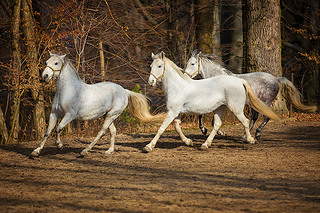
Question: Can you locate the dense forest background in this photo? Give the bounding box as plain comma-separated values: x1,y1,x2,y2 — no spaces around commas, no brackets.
0,0,319,143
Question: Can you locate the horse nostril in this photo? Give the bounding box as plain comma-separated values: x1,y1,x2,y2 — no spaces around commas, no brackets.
43,74,48,80
148,79,154,86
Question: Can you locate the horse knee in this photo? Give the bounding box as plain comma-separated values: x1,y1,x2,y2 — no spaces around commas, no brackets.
255,129,262,140
55,128,62,134
174,119,181,125
213,119,222,131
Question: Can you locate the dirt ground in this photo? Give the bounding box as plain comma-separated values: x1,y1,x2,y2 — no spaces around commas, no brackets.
0,120,319,212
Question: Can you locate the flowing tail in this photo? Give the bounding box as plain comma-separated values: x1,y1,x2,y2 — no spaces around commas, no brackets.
277,77,317,112
126,90,166,125
240,79,281,122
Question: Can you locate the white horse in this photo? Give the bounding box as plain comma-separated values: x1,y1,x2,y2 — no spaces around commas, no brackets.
31,52,165,157
144,52,280,152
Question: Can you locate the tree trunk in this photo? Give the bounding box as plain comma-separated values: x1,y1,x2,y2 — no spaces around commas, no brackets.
196,0,221,55
303,0,319,105
212,0,220,54
10,0,22,142
243,0,287,113
0,106,8,144
166,0,177,58
197,0,213,54
22,0,46,139
229,1,243,73
243,0,281,76
99,40,105,77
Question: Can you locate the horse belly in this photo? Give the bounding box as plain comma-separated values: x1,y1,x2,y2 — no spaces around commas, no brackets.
181,94,225,115
77,84,127,120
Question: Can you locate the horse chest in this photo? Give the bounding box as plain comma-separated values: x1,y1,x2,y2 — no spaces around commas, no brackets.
52,86,81,114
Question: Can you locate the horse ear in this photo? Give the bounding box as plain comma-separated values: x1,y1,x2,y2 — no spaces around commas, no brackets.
151,53,156,60
160,51,165,59
197,51,202,57
192,49,198,56
48,50,54,56
59,54,67,61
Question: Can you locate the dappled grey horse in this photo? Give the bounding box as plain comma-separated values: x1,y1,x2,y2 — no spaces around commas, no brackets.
185,50,317,139
31,52,165,157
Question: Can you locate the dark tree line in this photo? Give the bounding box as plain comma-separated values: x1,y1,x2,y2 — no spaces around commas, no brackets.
0,0,318,143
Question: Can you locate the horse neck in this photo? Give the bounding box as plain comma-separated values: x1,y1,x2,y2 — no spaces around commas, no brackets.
56,62,84,89
162,62,188,95
201,59,229,78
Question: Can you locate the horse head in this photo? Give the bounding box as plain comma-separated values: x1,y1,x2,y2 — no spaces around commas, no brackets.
185,50,201,78
42,51,67,82
149,51,166,87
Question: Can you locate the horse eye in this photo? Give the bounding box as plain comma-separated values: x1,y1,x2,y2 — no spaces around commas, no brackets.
191,63,195,66
158,65,161,68
54,62,58,65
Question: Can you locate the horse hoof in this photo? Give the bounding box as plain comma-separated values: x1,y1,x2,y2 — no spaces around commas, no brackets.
80,149,88,157
201,127,208,135
199,144,208,151
31,150,39,157
185,139,193,147
57,144,63,150
240,135,247,142
217,130,226,136
255,133,261,140
143,146,152,153
248,141,256,145
104,152,113,157
104,150,114,156
247,138,256,144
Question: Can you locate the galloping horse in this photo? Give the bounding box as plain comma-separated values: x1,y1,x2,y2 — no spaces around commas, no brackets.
31,52,165,157
144,52,280,152
185,50,317,139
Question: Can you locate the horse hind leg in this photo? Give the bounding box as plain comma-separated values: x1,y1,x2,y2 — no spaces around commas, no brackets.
200,107,224,150
80,114,118,157
255,116,270,140
235,112,255,144
241,109,259,142
105,123,116,156
249,109,259,130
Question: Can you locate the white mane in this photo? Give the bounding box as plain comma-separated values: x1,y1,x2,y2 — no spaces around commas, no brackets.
163,57,190,81
199,53,233,76
63,58,82,81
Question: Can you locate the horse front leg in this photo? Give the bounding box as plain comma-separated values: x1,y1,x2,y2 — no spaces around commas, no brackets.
199,115,207,135
54,113,75,150
143,112,177,153
31,113,58,157
208,114,225,136
174,118,193,146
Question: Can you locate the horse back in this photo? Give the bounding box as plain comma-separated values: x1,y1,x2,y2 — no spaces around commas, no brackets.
236,72,279,105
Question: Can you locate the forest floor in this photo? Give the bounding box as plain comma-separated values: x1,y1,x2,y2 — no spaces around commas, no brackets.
0,117,319,212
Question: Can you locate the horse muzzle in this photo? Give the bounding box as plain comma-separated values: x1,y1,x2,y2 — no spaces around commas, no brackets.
148,76,157,87
42,71,52,82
